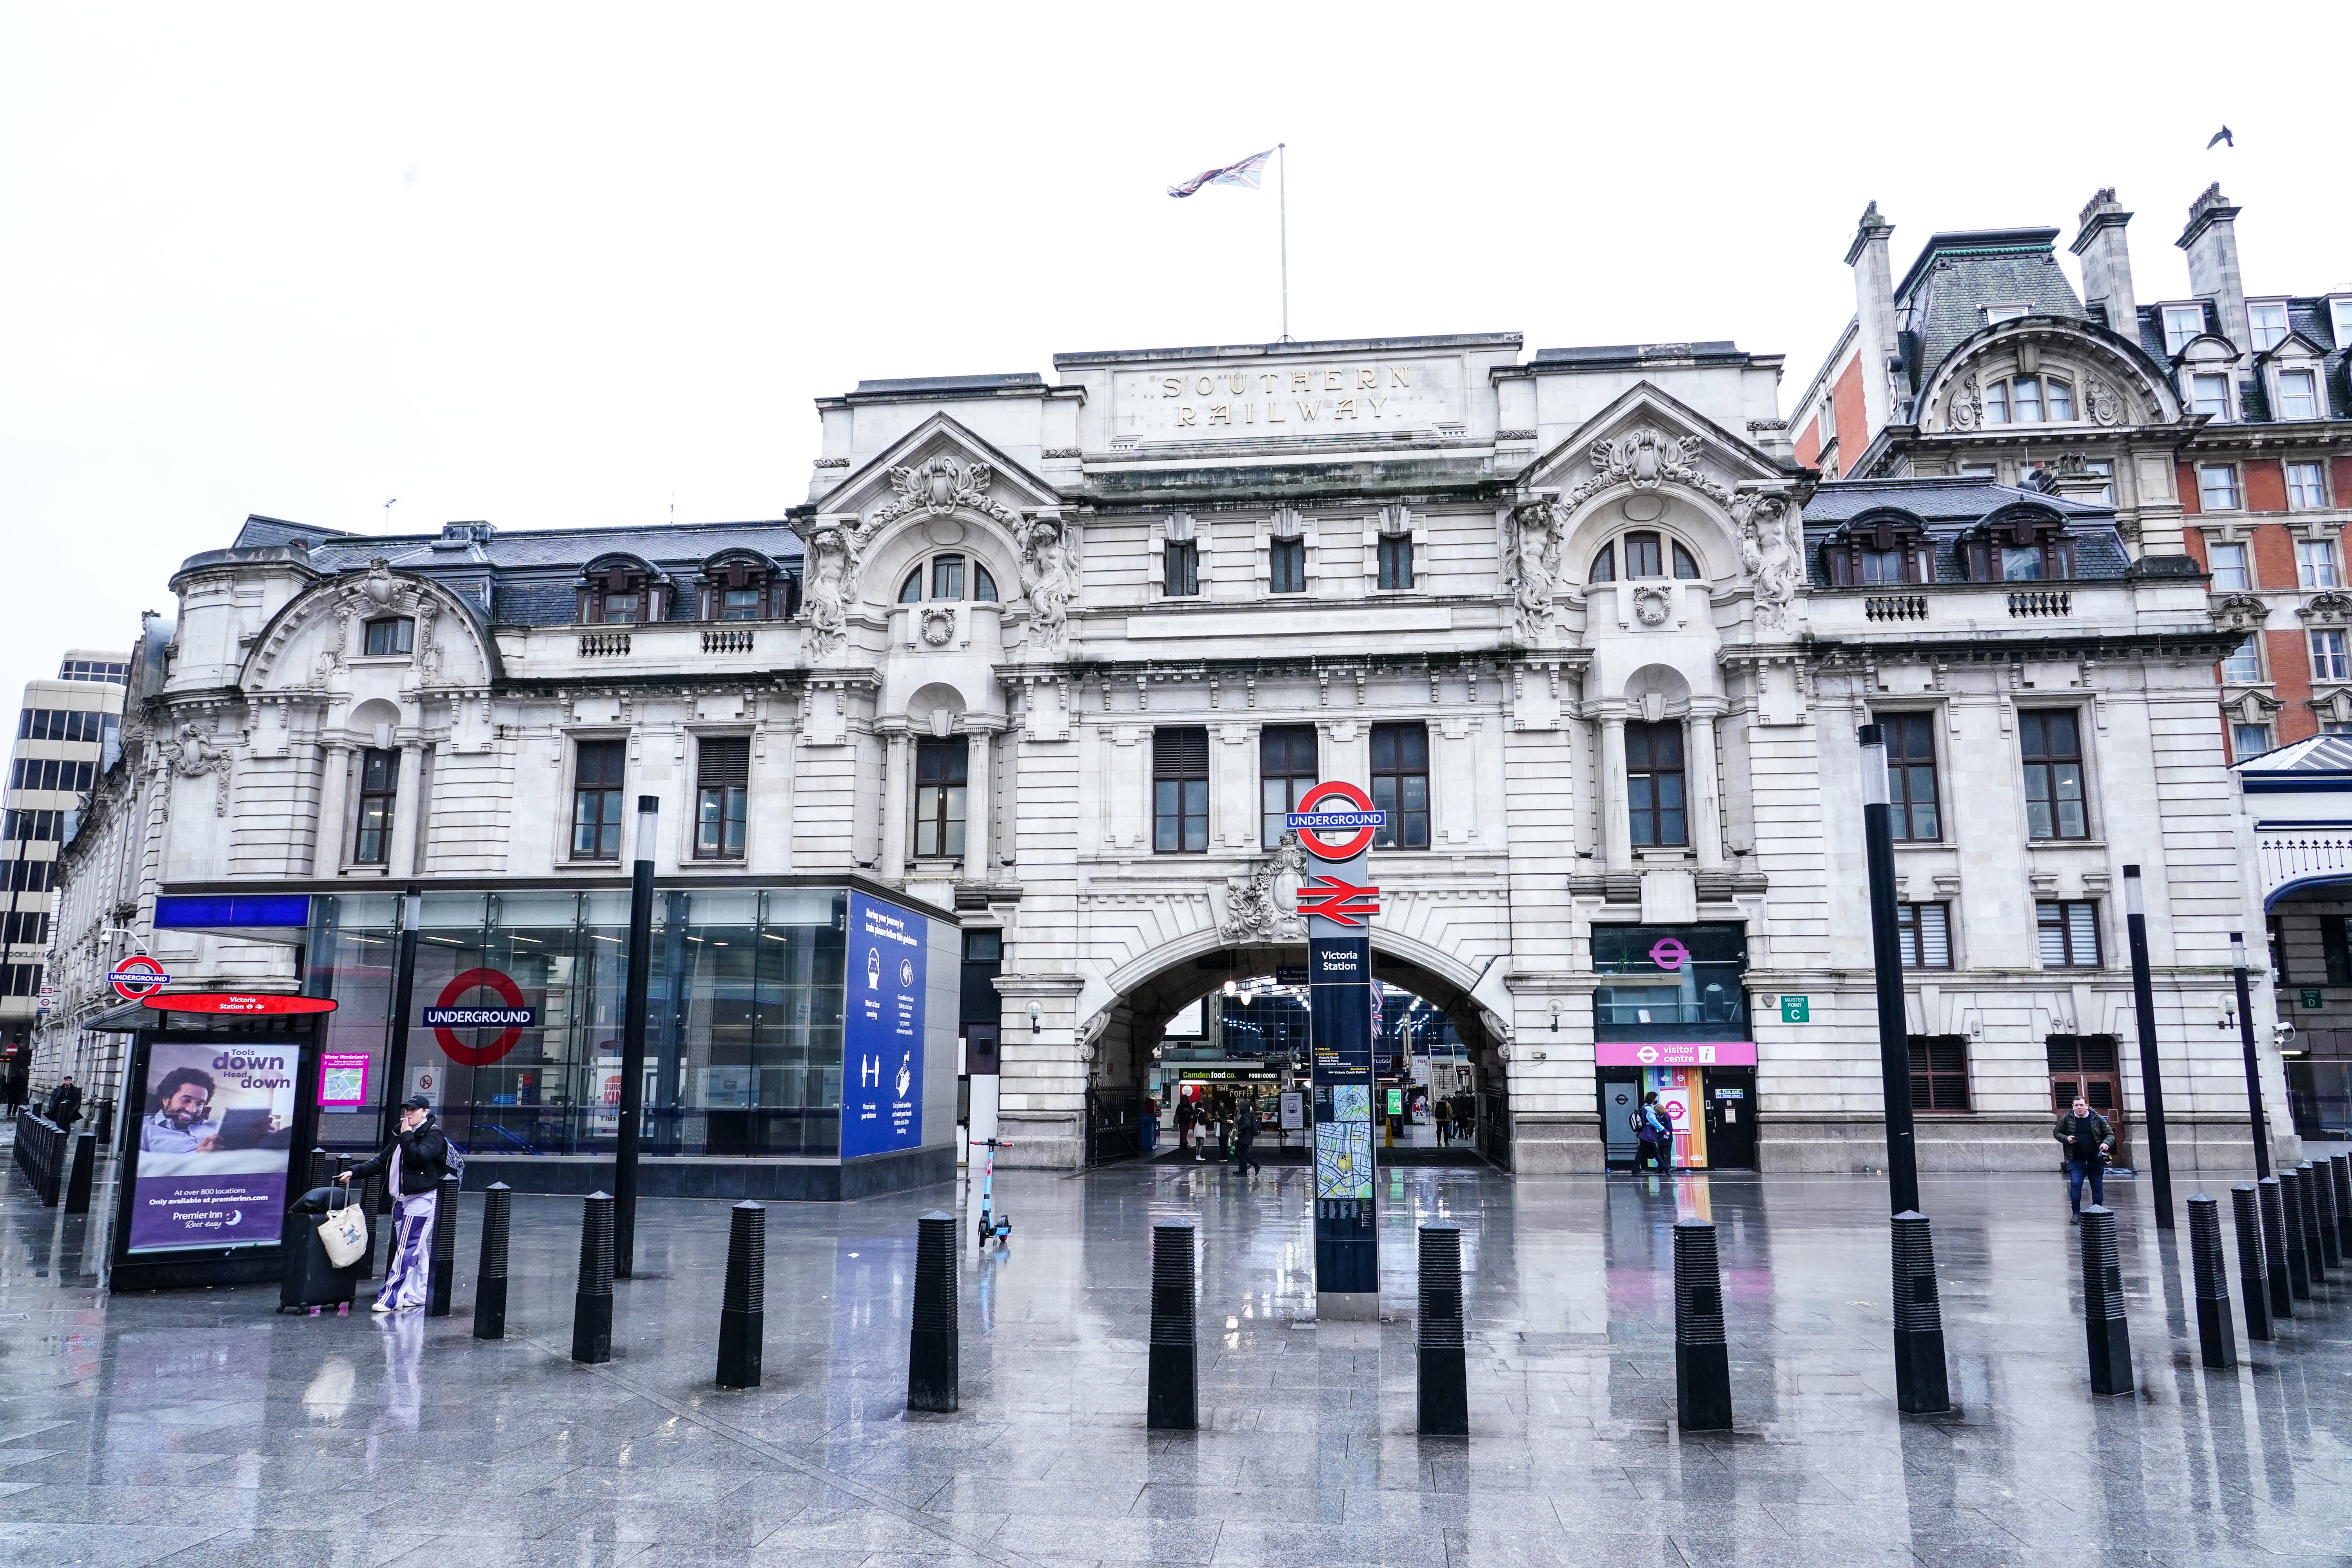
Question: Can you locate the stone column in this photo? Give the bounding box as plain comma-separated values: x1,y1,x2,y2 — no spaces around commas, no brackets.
1686,706,1724,869
962,724,993,878
390,744,425,877
878,726,911,882
1599,714,1632,871
313,742,352,876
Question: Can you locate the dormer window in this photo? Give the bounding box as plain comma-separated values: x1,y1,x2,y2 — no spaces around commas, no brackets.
1822,513,1934,586
2249,302,2290,352
602,593,641,624
2163,305,2206,356
897,554,998,603
1589,531,1700,583
2190,373,2232,419
1983,304,2029,325
699,556,782,620
579,561,667,625
2278,368,2320,420
1960,507,2074,582
362,617,414,656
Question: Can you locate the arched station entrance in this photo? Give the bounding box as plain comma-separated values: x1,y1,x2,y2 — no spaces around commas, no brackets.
1074,942,1507,1167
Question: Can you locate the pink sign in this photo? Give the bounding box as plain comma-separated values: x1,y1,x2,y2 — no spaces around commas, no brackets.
1648,937,1690,971
1595,1041,1758,1068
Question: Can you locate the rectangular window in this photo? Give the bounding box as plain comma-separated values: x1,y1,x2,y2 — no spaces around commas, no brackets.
1369,722,1429,849
1907,1035,1971,1111
695,736,750,860
1984,381,2010,424
0,911,47,947
1259,724,1318,849
930,556,965,601
2,811,61,841
0,964,43,998
352,748,398,865
2046,379,2074,421
912,737,968,859
1878,713,1941,841
363,617,414,656
2288,463,2327,509
1377,534,1414,591
2299,539,2338,589
16,710,106,743
2232,724,2274,759
2192,374,2232,419
1625,720,1687,848
2221,637,2264,684
2012,376,2043,422
2019,711,2089,840
2037,900,2102,968
2164,305,2206,355
2312,630,2351,681
571,740,627,860
2249,302,2290,352
2325,915,2352,985
1163,539,1200,597
2208,541,2251,589
600,592,641,624
1154,727,1210,854
2334,299,2352,348
1269,537,1307,594
56,660,125,682
720,588,764,620
2198,465,2240,511
1896,904,1952,969
2278,369,2320,420
1982,304,2028,325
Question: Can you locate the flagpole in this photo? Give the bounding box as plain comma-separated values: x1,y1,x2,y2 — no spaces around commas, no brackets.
1278,142,1290,343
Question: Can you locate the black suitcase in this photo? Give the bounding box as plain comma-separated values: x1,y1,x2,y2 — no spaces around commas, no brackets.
278,1187,367,1313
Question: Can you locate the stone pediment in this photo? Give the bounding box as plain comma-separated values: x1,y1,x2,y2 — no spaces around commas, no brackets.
1517,382,1789,511
811,413,1062,534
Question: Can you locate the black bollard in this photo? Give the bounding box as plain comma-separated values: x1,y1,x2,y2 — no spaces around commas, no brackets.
2231,1185,2273,1344
906,1210,958,1413
427,1174,460,1318
1147,1220,1198,1430
2187,1194,2236,1370
2278,1170,2312,1300
2078,1205,2132,1396
2334,1155,2352,1259
572,1191,615,1364
2298,1161,2334,1279
1416,1221,1468,1436
1889,1211,1951,1414
716,1201,766,1390
2312,1157,2343,1272
1673,1218,1732,1431
308,1147,329,1191
473,1183,511,1340
2258,1176,2294,1317
63,1132,94,1216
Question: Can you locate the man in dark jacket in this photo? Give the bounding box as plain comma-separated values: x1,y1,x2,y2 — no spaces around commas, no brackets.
339,1094,448,1311
2054,1096,2113,1219
1232,1098,1261,1177
4,1062,27,1118
45,1076,82,1131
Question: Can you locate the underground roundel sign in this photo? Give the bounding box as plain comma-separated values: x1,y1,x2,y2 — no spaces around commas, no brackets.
423,968,539,1067
109,955,170,1001
1286,780,1386,862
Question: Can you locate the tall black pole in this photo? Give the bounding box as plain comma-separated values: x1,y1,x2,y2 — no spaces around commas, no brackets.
2123,866,2175,1230
2231,932,2272,1180
1857,724,1919,1216
614,795,657,1280
379,887,422,1151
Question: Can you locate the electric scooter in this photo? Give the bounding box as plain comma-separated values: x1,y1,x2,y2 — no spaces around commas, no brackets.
973,1137,1013,1250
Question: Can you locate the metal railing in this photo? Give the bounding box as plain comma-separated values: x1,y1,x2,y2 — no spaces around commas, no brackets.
2259,833,2352,897
2007,590,2072,618
577,632,631,657
1865,595,1929,622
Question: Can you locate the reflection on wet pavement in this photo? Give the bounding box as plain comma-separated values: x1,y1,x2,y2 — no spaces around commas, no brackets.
2,1147,2349,1567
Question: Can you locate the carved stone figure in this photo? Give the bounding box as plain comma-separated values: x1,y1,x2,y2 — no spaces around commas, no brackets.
1506,499,1565,643
1564,426,1732,509
1734,491,1804,635
1016,515,1080,657
361,559,397,608
1224,835,1307,940
162,721,233,817
1947,374,1982,432
872,455,1018,528
2209,592,2271,633
800,522,867,661
2085,377,2123,426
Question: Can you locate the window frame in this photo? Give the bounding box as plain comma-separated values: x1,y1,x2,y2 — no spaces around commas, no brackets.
2310,629,2351,682
1622,532,1664,579
2297,538,2338,590
2232,723,2274,760
2036,900,2103,969
1268,536,1307,594
2190,372,2232,420
2287,463,2327,510
2277,368,2320,421
2248,301,2290,352
1154,726,1211,854
1876,712,1942,842
1258,724,1319,849
2163,305,2206,356
1906,1034,1972,1111
1163,538,1200,597
570,739,629,862
1376,533,1415,591
1895,903,1953,969
693,735,750,861
1369,722,1430,850
2197,464,2241,512
361,617,415,657
2018,710,2090,841
912,736,969,861
352,747,398,866
2220,636,2265,685
2207,540,2252,590
1624,720,1688,848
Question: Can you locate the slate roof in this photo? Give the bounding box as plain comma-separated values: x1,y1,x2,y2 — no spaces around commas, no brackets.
2238,734,2352,774
1891,229,2086,394
1802,477,2129,586
2131,297,2352,421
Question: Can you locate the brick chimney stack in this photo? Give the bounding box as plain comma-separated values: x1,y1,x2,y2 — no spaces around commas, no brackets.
2069,189,2136,335
2176,183,2249,354
1844,201,1899,436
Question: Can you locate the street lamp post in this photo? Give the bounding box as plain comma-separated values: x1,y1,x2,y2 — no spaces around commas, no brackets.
2122,866,2175,1231
379,887,423,1151
1857,724,1950,1413
2230,931,2272,1179
614,795,658,1279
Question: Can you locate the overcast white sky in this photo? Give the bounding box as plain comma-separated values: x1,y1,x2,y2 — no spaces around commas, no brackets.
3,2,2345,711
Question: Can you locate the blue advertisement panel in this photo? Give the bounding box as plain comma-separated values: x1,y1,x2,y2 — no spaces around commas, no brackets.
842,892,926,1158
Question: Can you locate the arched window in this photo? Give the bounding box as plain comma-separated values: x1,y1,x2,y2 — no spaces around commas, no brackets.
898,554,999,603
1982,374,2076,425
1590,533,1702,583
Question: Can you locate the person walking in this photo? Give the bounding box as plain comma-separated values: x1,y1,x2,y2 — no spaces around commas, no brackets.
1434,1096,1453,1146
1232,1097,1261,1177
45,1075,82,1131
339,1094,450,1312
1214,1092,1231,1161
3,1061,27,1118
2053,1095,2114,1220
1176,1093,1198,1160
1634,1091,1671,1173
1140,1095,1160,1155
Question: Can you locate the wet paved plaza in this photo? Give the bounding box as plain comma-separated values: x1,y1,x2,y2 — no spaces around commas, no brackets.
4,1149,2351,1568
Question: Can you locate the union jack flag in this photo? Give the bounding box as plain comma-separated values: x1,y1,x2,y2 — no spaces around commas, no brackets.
1167,148,1274,199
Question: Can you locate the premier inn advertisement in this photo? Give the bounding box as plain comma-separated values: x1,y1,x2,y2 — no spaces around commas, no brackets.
128,1040,298,1252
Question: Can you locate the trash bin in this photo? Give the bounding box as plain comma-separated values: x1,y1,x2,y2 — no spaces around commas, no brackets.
279,1185,366,1314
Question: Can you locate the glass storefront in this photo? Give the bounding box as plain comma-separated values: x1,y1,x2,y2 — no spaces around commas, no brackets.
1592,923,1748,1039
304,887,846,1158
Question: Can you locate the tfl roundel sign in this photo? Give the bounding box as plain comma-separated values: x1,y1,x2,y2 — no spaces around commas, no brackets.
109,956,170,1001
1285,780,1386,862
423,969,540,1067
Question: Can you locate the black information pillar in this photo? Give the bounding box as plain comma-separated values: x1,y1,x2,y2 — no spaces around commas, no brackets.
1309,847,1377,1318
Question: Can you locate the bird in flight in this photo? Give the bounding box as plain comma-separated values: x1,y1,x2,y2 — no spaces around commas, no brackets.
2207,126,2234,149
